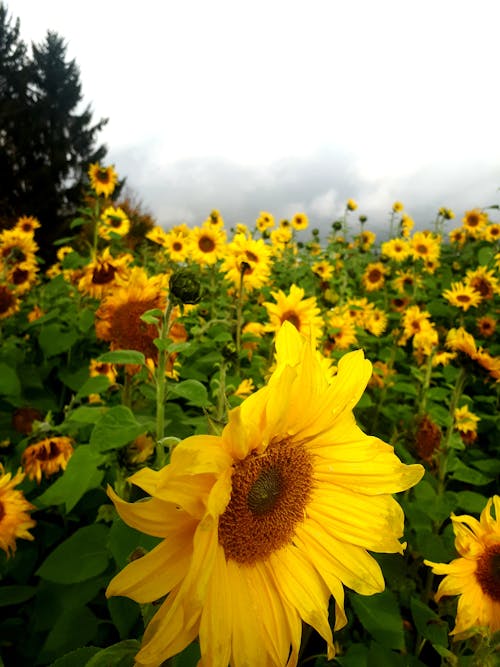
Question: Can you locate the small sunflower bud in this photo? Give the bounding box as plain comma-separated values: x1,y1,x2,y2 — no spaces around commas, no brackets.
169,269,202,305
332,221,342,231
359,215,367,224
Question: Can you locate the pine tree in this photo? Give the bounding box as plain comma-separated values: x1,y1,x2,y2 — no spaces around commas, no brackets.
0,3,109,259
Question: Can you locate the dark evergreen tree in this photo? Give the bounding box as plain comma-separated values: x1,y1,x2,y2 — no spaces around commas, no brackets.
0,3,108,259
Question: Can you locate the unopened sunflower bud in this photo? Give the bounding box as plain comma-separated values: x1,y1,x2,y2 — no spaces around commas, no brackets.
169,269,202,305
332,221,342,231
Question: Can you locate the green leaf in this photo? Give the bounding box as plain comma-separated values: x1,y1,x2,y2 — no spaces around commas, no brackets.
36,524,110,584
350,589,405,650
410,596,449,648
449,460,493,486
40,606,98,662
108,517,160,569
478,245,495,266
471,458,500,475
0,585,36,607
171,640,201,667
85,639,141,667
39,324,79,357
97,350,146,366
0,363,21,397
36,446,105,512
48,646,101,667
66,406,106,423
456,490,488,514
90,405,145,452
107,596,140,640
75,375,110,399
169,379,209,407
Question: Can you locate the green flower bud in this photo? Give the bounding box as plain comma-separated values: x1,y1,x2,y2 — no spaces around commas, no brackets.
169,269,203,305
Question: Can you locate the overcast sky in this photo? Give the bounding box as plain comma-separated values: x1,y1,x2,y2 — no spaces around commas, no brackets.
12,0,500,235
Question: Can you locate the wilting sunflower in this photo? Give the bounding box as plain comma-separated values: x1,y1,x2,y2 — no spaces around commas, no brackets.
0,465,36,557
99,206,130,240
361,262,387,292
424,496,500,636
88,163,119,197
0,228,38,266
78,248,132,298
95,267,168,366
189,226,226,266
462,208,488,238
454,405,480,445
22,436,74,484
106,322,424,666
446,327,478,358
443,281,482,312
146,226,169,247
264,284,324,341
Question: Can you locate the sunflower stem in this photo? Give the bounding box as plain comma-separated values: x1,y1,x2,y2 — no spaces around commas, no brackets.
235,266,246,375
437,365,467,493
155,297,175,467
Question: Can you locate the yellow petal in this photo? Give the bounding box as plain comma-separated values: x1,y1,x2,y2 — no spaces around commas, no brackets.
268,546,334,655
295,521,385,595
106,522,194,603
107,486,190,537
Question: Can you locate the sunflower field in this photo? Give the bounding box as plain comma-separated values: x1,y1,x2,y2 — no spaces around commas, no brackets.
0,165,499,667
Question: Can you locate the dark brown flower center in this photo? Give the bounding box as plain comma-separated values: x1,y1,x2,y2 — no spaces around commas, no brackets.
456,294,472,303
97,169,111,184
467,214,479,227
281,310,301,330
245,250,258,263
476,544,500,601
0,285,15,314
172,242,183,252
218,440,313,564
470,277,492,299
92,264,117,285
416,244,428,255
11,268,29,285
0,500,5,522
199,236,216,253
368,269,382,283
35,440,61,461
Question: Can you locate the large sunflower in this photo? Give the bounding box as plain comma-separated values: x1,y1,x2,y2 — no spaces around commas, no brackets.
221,234,271,291
424,496,500,636
189,226,226,266
78,248,132,298
264,284,324,341
443,281,482,312
106,323,424,667
0,464,36,557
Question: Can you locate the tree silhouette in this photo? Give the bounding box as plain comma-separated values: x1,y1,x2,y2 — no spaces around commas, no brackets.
0,3,108,259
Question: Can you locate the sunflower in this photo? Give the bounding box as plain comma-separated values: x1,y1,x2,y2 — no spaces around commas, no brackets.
454,405,480,444
7,261,39,294
146,226,169,247
0,284,20,319
477,316,496,338
189,226,226,266
264,284,324,341
95,267,168,365
392,201,404,213
89,359,118,385
164,231,189,263
203,209,225,229
270,226,294,252
400,214,414,238
221,235,271,291
449,228,467,247
0,228,38,266
443,281,482,312
88,163,119,197
465,266,500,300
291,213,308,231
0,465,36,557
22,436,74,484
362,262,387,292
424,496,500,636
241,321,266,360
356,230,376,251
99,206,130,240
312,260,334,281
392,270,421,294
438,207,455,220
324,311,357,352
78,248,132,299
462,208,488,238
346,198,358,211
106,322,424,666
399,305,436,349
410,231,441,263
14,215,40,234
484,223,500,243
234,378,255,397
445,327,477,358
256,211,275,232
365,308,387,337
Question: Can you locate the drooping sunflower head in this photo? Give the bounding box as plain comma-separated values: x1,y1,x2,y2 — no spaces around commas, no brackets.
0,465,36,557
88,163,119,197
78,248,132,299
445,326,477,358
22,437,74,484
95,267,168,365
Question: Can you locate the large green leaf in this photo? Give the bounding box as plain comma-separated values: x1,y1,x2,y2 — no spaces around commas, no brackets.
168,379,209,407
97,350,146,366
85,640,141,667
36,446,105,512
0,363,21,397
350,589,405,650
36,524,110,584
90,405,145,452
